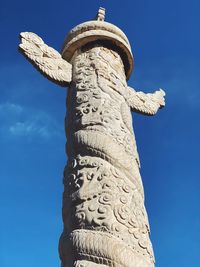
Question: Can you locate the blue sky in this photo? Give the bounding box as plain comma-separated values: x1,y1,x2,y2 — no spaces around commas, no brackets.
1,0,200,266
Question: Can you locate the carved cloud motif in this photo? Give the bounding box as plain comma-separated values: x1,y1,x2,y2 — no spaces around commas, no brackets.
19,32,72,86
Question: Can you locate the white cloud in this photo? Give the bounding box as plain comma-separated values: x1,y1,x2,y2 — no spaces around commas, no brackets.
0,102,62,140
9,122,50,138
0,102,23,114
0,102,22,120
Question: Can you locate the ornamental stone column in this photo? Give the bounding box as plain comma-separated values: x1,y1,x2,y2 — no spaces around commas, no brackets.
19,7,165,267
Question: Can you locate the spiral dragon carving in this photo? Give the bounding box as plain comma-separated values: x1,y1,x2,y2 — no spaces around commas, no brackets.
19,8,165,267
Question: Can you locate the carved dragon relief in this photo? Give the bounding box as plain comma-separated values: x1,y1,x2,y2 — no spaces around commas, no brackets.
19,28,165,267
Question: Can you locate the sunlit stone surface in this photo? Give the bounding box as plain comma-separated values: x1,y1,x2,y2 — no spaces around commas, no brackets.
19,7,165,267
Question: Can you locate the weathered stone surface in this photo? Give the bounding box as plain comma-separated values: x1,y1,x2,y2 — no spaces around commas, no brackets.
19,7,165,267
19,32,72,86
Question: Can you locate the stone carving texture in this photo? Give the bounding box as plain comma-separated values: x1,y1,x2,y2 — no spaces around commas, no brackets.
19,8,165,267
19,32,72,86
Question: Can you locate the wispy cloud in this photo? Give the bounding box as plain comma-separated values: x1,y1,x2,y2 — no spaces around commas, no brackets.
0,102,62,140
0,102,23,114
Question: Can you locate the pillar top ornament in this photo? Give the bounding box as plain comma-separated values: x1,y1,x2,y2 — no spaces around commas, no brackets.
61,7,133,80
96,7,105,21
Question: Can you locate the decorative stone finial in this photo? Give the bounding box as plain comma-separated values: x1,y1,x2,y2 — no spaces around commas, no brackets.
61,7,133,80
96,7,105,21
